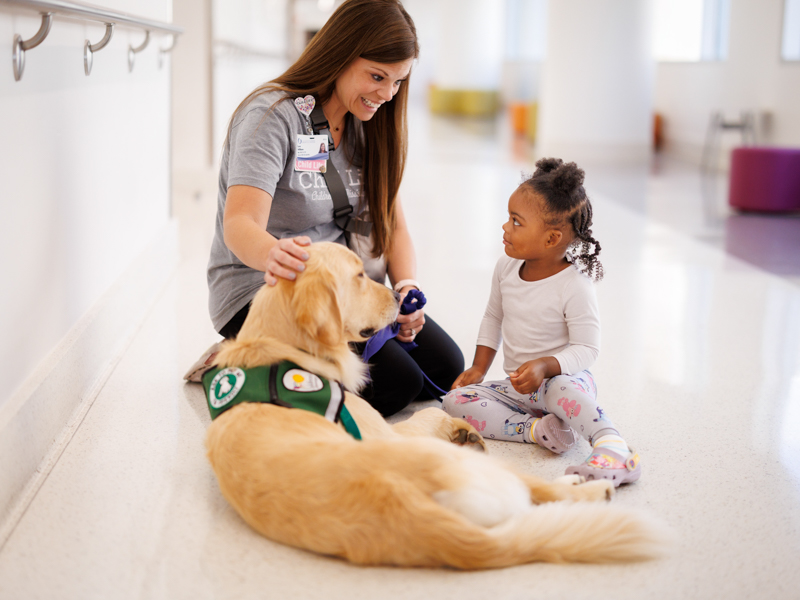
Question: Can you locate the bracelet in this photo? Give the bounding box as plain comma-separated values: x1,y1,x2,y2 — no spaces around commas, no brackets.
393,279,420,293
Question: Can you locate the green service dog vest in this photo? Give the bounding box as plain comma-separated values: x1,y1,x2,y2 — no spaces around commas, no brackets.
202,361,361,440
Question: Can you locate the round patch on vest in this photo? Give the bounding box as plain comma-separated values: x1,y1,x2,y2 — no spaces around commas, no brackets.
209,368,246,408
283,369,323,392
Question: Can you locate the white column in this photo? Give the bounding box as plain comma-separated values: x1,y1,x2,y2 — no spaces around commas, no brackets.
537,0,655,164
432,0,504,90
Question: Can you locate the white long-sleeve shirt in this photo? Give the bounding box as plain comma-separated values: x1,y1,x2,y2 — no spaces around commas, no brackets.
476,255,601,376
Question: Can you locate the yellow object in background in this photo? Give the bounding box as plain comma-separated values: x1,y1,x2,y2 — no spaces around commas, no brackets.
429,85,500,117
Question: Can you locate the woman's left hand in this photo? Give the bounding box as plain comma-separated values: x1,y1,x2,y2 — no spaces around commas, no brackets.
395,286,425,343
385,199,422,344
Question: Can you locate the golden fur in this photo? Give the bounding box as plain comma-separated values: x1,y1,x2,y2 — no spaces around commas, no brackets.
206,242,668,568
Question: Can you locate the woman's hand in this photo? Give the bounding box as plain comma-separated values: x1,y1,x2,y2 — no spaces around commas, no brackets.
451,366,486,390
223,186,310,284
264,236,312,285
385,197,422,344
395,285,425,342
509,358,553,395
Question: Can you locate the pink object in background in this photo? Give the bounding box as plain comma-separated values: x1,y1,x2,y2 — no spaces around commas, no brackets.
729,147,800,212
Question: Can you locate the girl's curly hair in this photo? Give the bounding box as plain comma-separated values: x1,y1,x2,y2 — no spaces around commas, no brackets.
520,157,604,282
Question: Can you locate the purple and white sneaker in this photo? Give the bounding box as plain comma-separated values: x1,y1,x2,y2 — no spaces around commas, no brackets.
531,414,575,454
566,447,641,487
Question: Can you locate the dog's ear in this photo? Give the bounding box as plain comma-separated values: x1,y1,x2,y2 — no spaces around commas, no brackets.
292,268,344,348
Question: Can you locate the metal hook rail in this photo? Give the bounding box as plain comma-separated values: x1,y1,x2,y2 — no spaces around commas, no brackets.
1,0,183,81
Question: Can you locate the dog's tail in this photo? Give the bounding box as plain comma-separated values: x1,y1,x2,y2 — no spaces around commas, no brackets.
414,501,670,569
482,502,670,566
335,473,671,569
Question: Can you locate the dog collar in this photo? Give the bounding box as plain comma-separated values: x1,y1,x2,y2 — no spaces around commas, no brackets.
202,361,361,440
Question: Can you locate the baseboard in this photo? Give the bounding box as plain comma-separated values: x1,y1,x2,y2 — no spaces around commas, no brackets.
0,219,179,548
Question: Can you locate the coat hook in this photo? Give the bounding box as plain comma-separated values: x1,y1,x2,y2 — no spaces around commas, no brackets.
127,30,150,72
12,12,53,82
84,23,114,76
157,33,178,69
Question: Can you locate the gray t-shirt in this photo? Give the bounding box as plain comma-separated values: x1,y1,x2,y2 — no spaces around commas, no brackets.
207,91,364,331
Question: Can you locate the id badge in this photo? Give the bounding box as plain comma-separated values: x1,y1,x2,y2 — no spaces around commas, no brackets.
295,134,329,172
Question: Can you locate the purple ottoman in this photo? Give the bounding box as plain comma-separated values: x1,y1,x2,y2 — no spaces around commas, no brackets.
729,147,800,212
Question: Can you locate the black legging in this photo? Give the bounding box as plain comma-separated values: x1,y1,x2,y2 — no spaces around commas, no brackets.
219,302,251,340
219,304,464,417
351,316,464,416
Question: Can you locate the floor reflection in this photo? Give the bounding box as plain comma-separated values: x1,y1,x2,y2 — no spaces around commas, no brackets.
580,152,800,282
724,212,800,278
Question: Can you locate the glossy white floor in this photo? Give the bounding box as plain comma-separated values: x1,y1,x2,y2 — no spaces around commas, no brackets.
1,104,800,600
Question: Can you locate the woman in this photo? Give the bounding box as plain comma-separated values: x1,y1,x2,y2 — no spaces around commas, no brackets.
205,0,463,416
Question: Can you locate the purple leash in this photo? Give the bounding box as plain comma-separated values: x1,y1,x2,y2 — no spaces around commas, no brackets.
361,289,448,398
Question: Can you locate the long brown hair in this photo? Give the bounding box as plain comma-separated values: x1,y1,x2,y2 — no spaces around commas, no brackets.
229,0,419,257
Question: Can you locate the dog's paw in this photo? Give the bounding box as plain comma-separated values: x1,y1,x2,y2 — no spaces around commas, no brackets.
450,419,487,452
554,474,585,486
571,479,615,502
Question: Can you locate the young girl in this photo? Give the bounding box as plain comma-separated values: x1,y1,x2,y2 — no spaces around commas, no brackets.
443,157,640,487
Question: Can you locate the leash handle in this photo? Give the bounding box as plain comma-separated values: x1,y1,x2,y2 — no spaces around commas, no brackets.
400,289,426,315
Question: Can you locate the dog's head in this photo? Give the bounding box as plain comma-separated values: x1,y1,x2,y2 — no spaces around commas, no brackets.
239,242,399,352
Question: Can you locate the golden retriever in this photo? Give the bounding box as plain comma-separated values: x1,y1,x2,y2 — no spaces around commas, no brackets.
205,242,667,568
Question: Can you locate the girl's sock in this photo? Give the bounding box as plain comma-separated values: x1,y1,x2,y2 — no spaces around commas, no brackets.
528,418,541,443
592,434,629,456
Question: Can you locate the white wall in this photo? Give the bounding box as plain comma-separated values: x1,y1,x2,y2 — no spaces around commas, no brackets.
211,0,289,157
655,0,800,164
0,1,173,408
292,0,333,59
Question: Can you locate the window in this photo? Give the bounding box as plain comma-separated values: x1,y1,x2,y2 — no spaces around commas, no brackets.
654,0,730,62
783,0,800,60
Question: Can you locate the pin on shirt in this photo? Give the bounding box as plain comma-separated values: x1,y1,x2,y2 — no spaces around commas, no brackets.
294,96,317,135
293,95,315,117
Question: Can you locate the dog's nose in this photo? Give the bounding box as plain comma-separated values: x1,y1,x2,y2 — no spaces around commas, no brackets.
392,290,401,303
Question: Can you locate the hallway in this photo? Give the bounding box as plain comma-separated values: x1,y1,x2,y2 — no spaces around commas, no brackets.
1,104,799,599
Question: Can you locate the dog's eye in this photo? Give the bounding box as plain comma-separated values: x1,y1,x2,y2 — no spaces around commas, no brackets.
358,272,365,278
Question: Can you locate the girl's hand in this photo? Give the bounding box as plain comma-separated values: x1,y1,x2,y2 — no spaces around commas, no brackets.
451,366,486,390
264,236,312,285
509,359,548,395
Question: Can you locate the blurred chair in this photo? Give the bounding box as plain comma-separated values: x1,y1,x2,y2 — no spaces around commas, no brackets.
728,147,800,212
701,110,757,173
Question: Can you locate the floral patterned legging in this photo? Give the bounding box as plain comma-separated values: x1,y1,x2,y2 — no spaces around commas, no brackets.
441,371,619,445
